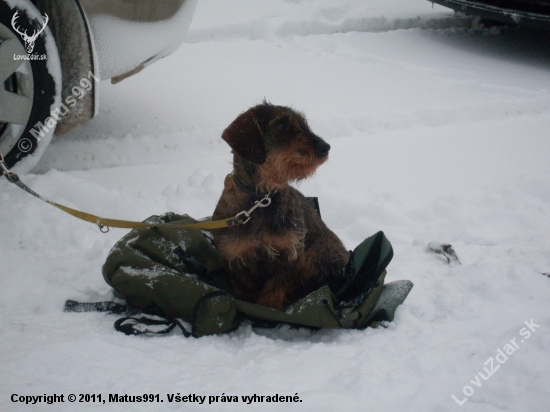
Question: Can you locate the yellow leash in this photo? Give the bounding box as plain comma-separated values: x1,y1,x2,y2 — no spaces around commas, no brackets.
0,155,271,232
50,202,241,231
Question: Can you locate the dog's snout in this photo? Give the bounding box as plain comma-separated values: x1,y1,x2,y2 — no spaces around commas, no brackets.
312,137,330,157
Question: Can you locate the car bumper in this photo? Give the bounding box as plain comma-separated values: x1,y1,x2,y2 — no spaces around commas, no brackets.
79,0,198,82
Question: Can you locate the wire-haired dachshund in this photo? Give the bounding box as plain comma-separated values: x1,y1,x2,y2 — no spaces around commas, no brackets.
212,102,349,310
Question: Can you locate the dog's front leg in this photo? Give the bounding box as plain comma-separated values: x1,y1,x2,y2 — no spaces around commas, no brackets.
215,232,262,269
259,230,306,262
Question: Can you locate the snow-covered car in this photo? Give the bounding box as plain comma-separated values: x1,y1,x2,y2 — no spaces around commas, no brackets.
0,0,197,172
429,0,550,30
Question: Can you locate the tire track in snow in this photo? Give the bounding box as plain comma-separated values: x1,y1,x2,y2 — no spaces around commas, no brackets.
318,95,550,137
34,95,550,173
186,14,474,43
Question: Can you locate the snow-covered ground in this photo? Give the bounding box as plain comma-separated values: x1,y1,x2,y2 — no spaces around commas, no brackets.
2,0,550,411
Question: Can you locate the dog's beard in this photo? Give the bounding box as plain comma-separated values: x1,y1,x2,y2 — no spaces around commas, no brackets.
258,148,327,192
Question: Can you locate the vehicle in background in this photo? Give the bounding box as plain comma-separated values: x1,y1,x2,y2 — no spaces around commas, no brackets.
428,0,550,30
0,0,197,172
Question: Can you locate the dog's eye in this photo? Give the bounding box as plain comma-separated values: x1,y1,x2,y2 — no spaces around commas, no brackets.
276,122,288,131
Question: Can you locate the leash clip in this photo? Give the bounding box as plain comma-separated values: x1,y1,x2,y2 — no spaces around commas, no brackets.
236,193,272,225
96,219,110,233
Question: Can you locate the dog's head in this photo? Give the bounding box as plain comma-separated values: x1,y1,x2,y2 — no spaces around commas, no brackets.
222,102,331,191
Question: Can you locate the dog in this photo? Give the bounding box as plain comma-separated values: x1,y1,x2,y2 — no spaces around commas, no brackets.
212,102,349,310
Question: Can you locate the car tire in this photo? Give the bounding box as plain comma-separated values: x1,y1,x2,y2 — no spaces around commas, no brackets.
0,0,60,173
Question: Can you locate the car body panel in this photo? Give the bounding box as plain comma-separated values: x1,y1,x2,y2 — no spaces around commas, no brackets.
79,0,198,81
78,0,187,22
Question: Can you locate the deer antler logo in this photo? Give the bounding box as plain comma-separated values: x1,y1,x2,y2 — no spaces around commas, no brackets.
11,11,49,54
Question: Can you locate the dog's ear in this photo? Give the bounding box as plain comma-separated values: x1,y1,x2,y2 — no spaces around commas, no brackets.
222,108,267,164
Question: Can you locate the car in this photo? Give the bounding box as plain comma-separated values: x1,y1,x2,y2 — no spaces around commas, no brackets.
0,0,198,173
429,0,550,31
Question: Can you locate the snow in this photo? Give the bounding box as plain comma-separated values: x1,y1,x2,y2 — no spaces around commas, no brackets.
2,0,550,411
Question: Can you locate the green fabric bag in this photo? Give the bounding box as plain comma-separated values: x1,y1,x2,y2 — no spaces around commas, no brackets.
101,212,413,337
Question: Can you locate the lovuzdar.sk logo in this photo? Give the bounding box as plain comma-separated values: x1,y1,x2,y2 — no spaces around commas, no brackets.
11,10,48,60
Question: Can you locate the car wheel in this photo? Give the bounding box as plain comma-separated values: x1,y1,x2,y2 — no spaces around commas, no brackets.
0,0,60,173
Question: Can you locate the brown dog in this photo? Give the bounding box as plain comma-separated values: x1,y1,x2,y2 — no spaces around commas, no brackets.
212,102,349,310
